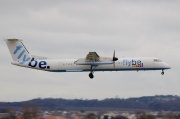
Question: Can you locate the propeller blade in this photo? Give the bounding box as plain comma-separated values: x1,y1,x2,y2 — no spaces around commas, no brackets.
113,50,115,57
113,50,118,68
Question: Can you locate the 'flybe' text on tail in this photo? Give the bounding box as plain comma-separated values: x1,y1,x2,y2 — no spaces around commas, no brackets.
5,39,31,64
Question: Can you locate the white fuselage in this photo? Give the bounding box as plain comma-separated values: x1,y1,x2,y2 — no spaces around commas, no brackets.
12,57,171,72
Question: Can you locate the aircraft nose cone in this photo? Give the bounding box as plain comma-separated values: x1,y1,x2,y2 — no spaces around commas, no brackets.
164,63,171,69
168,65,171,69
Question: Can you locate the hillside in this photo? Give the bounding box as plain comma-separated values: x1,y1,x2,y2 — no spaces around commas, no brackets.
0,95,180,111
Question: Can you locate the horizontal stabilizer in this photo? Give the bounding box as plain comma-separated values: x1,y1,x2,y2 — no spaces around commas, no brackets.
5,39,22,42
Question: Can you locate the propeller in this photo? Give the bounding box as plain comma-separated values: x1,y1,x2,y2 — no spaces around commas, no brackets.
113,50,118,68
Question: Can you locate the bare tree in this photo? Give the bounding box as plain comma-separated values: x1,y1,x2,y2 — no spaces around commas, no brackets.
22,102,39,119
85,113,97,119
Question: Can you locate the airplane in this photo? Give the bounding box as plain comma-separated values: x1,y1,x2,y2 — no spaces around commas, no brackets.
5,39,171,79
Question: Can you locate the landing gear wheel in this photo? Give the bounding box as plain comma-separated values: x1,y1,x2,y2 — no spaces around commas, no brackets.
161,71,164,75
89,73,94,79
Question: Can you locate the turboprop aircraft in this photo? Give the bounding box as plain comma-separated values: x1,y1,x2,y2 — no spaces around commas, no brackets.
5,39,171,79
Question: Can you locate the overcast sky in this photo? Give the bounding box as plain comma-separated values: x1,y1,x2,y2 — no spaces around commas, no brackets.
0,0,180,102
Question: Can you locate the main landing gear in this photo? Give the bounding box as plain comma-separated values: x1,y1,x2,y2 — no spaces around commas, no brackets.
161,70,164,75
89,66,96,79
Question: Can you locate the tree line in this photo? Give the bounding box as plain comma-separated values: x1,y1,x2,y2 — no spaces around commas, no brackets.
0,95,180,111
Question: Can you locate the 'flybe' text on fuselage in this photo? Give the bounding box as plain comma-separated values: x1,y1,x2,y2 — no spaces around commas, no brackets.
123,59,143,68
28,58,50,69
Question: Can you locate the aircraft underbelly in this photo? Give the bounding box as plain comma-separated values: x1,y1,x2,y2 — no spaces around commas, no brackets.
54,63,163,72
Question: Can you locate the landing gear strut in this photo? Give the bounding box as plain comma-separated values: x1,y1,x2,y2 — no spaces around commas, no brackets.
161,70,164,75
89,66,96,79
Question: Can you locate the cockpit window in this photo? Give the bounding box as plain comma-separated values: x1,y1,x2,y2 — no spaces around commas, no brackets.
154,59,162,62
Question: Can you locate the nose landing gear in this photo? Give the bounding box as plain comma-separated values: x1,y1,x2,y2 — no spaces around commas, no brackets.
161,70,164,75
89,72,94,79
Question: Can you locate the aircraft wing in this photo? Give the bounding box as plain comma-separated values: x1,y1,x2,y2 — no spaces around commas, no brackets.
75,52,113,66
86,52,100,61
